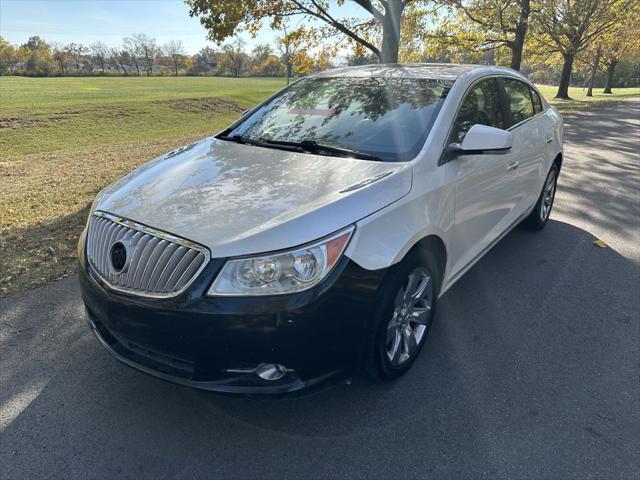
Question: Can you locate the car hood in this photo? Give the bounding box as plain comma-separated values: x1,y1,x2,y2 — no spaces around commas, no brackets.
97,137,412,257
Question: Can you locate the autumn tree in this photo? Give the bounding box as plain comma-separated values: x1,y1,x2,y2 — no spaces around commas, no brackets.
533,0,628,99
254,55,286,76
22,36,54,74
584,44,601,96
438,0,532,71
189,46,221,75
598,5,640,93
186,0,419,63
164,40,187,75
0,37,20,75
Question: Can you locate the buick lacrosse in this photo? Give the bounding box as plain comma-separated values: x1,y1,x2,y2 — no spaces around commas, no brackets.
79,64,563,394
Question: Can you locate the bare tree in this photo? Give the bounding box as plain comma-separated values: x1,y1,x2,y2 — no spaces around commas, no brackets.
220,37,247,77
110,47,131,75
64,42,88,71
129,33,160,76
164,40,186,76
278,24,300,85
90,41,110,72
52,43,68,74
123,36,142,76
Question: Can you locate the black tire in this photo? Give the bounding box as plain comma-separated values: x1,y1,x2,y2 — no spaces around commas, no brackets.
521,164,558,230
364,249,441,380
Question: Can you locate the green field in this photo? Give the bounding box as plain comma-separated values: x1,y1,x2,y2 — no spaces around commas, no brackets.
538,84,640,112
0,76,286,158
0,75,638,297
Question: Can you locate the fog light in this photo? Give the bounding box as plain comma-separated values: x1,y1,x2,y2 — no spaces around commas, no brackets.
255,363,288,381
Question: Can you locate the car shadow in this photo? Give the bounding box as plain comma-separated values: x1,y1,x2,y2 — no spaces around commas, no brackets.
2,219,638,478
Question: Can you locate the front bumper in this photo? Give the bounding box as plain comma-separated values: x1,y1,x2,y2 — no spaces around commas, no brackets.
79,253,385,395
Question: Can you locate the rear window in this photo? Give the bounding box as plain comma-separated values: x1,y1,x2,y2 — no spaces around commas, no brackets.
224,76,452,161
503,78,535,126
530,87,543,114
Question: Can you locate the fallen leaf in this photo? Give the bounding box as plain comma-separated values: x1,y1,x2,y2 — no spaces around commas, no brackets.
593,239,607,248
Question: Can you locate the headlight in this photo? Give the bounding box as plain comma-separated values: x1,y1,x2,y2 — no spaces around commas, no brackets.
208,226,354,296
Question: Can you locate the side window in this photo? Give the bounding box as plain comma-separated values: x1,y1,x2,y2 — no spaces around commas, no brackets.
530,87,543,114
451,78,505,144
503,78,535,126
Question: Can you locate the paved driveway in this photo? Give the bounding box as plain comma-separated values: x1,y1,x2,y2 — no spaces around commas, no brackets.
1,100,639,479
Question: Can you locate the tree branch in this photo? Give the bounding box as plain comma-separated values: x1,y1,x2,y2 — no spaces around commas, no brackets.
293,0,381,57
351,0,385,23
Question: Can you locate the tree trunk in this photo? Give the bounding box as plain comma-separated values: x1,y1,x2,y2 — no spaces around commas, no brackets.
380,0,404,63
174,63,179,76
586,47,601,97
510,0,530,71
555,53,575,99
286,61,292,85
603,60,618,94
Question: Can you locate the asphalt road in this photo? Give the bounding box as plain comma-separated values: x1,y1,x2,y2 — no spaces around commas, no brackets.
1,100,639,479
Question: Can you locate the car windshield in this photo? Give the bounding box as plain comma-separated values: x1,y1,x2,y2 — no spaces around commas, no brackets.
221,76,451,162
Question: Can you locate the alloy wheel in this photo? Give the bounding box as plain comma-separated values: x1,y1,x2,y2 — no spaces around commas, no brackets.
385,267,434,366
540,170,557,221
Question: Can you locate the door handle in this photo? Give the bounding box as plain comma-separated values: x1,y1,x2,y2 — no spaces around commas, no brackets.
507,161,519,171
545,136,553,144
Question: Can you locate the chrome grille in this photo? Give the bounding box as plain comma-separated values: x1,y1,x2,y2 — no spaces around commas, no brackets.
86,212,210,297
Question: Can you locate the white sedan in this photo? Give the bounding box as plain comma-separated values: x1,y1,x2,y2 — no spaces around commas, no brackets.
79,64,563,394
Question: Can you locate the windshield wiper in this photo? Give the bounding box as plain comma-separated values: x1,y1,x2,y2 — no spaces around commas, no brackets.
217,134,263,147
258,138,383,161
217,134,302,153
218,134,383,161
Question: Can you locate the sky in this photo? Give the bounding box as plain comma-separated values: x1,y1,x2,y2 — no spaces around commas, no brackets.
0,0,365,54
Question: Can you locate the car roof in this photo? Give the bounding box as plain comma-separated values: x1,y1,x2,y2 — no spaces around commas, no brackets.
312,63,514,81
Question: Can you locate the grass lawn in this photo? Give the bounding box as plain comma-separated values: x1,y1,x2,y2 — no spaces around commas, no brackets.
538,84,640,112
0,75,638,297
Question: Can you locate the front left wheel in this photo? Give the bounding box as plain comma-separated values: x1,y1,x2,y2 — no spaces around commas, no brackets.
365,250,440,380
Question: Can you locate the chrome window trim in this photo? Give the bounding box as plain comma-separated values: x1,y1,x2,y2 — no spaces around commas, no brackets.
88,211,211,299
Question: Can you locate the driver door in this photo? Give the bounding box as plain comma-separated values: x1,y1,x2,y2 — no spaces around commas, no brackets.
445,77,520,278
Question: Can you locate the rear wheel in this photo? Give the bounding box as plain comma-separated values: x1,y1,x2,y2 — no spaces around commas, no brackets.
522,165,558,230
365,250,440,380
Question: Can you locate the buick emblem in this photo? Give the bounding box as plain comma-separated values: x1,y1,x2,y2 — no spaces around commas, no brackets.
109,241,129,274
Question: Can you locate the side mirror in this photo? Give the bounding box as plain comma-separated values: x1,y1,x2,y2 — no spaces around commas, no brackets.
442,125,513,163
